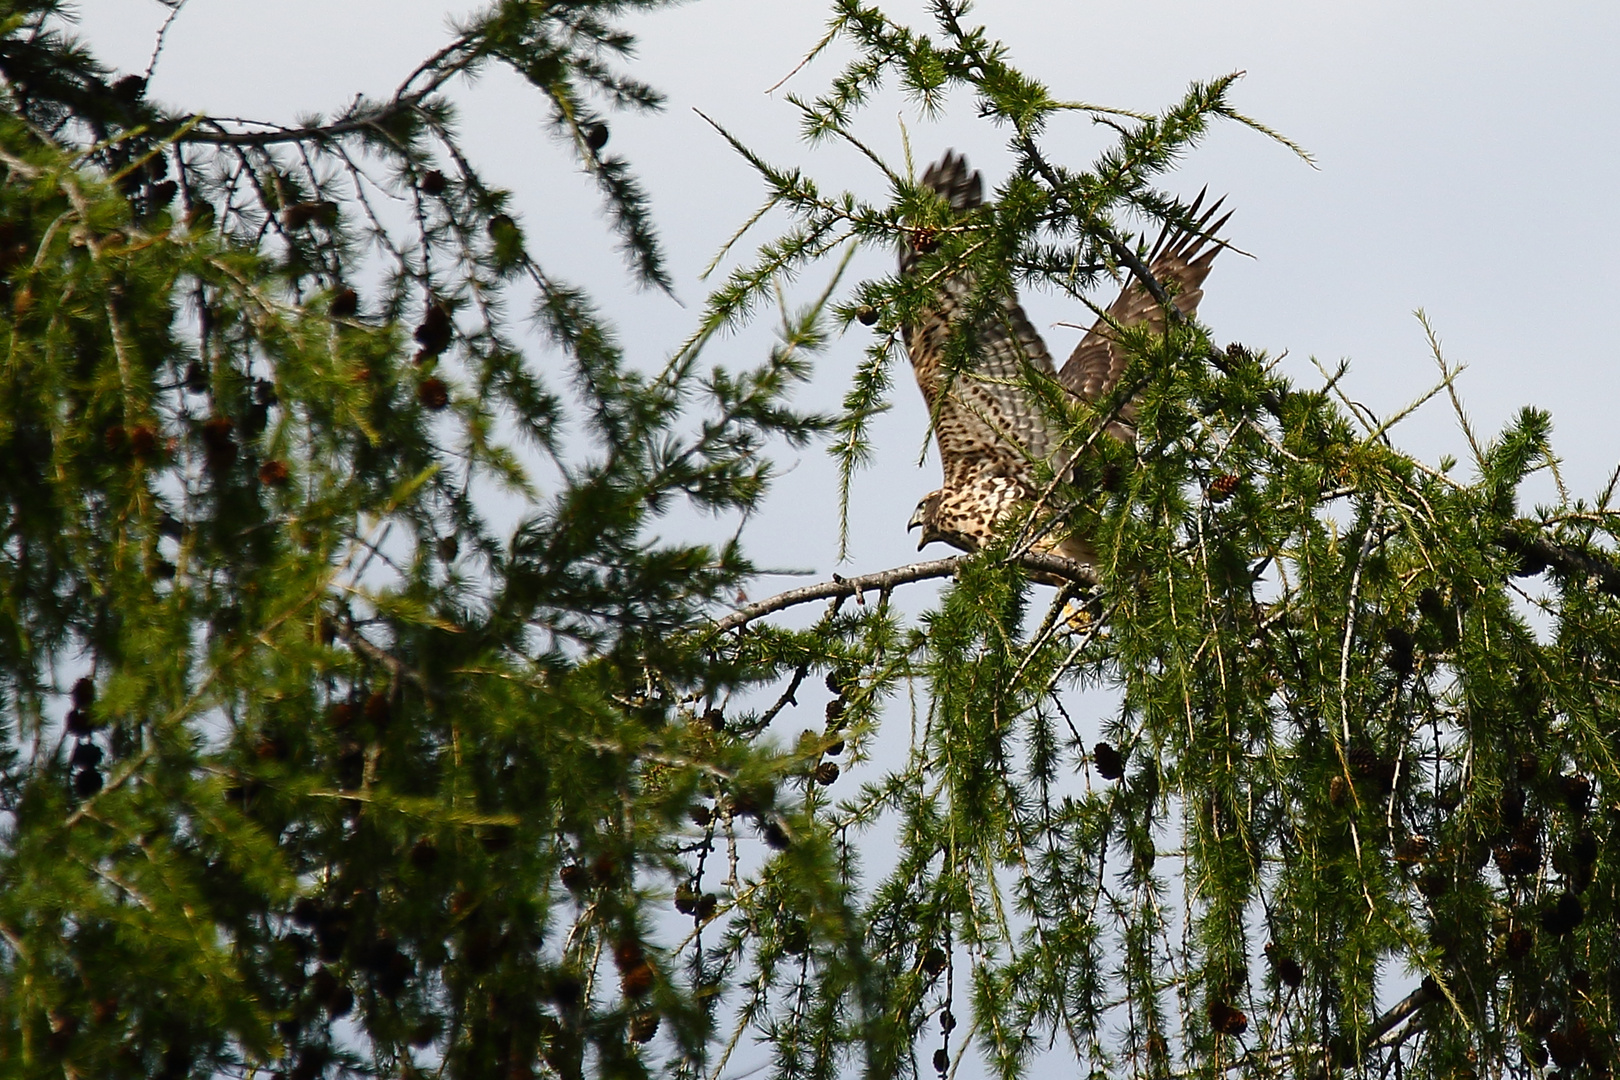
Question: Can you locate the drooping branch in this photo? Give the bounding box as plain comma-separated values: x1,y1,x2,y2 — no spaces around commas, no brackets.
710,550,1094,634
1498,524,1620,598
1364,981,1436,1052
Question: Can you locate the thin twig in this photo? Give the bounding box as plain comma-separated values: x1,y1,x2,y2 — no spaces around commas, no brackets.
144,0,191,81
330,618,439,700
1418,310,1484,471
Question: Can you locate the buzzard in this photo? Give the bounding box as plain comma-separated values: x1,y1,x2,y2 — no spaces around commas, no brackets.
900,150,1229,573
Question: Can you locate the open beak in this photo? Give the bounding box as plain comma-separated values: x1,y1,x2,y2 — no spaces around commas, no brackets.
907,505,926,549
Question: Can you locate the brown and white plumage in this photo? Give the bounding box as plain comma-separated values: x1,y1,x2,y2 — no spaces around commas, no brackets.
900,150,1230,571
1057,188,1232,440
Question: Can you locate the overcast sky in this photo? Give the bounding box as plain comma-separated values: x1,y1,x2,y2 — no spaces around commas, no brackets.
73,0,1620,591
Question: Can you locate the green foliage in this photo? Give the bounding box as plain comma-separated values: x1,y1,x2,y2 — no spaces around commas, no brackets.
695,6,1620,1080
3,3,1620,1080
0,2,839,1077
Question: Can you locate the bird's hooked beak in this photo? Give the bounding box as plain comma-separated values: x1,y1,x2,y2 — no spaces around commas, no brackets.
907,502,928,550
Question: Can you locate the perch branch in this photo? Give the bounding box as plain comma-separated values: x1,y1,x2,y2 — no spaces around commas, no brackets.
711,552,1094,634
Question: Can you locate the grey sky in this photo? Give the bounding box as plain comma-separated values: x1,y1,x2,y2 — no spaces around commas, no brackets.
75,0,1620,589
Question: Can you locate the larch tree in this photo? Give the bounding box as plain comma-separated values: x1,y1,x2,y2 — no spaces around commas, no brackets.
1,3,1618,1080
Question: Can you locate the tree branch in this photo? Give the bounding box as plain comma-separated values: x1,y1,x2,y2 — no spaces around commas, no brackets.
178,99,432,147
331,617,441,701
1205,348,1620,600
1498,524,1620,598
174,31,483,149
710,551,1094,634
1369,982,1434,1045
1016,136,1177,312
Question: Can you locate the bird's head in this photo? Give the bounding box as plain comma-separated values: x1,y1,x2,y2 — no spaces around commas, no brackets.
907,491,946,551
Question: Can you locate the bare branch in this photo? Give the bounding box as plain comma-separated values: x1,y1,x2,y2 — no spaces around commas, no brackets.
1365,982,1436,1052
179,100,431,148
710,551,1094,634
175,30,483,150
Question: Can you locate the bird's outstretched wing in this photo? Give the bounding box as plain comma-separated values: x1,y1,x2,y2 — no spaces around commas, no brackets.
898,152,1231,570
900,151,1061,488
1058,190,1233,434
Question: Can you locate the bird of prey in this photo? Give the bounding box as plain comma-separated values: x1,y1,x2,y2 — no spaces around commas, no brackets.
900,150,1229,573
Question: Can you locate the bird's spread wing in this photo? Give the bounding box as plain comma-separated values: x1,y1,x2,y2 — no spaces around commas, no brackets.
1057,190,1232,432
901,152,1060,489
898,151,1232,563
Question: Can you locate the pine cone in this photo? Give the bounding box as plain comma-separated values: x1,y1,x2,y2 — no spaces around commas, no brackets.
629,1012,659,1043
620,961,654,998
413,302,453,356
1395,835,1430,864
1539,892,1584,936
1093,741,1125,781
1207,999,1248,1036
258,459,290,487
1384,626,1415,677
417,377,449,411
329,288,358,318
418,170,448,196
1265,943,1303,988
1560,773,1592,814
